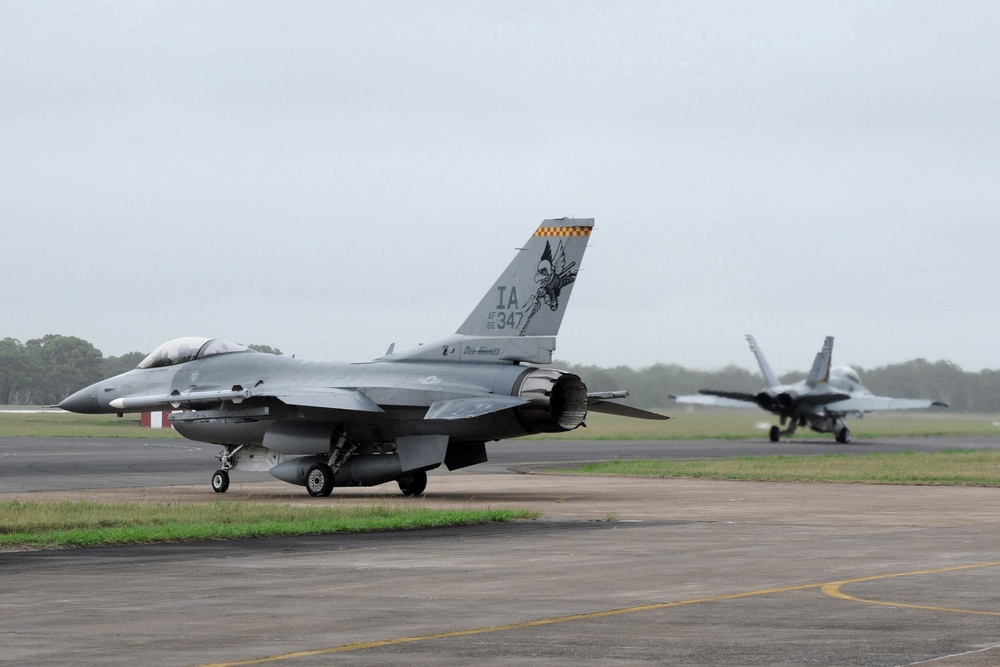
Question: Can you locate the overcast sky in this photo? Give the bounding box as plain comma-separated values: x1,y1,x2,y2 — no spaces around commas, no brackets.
2,1,999,375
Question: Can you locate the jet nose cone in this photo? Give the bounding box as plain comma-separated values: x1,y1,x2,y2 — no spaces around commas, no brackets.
58,384,101,413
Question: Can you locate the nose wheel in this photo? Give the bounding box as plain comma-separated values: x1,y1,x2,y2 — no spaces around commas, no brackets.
211,469,230,493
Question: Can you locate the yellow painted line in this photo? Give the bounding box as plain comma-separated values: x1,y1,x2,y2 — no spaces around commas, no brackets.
196,562,1000,667
821,561,1000,616
195,582,822,667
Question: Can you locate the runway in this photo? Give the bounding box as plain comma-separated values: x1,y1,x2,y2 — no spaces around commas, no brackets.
2,435,1000,666
5,434,1000,493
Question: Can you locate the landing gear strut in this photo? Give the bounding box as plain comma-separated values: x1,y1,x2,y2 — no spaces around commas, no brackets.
212,444,245,493
769,416,800,443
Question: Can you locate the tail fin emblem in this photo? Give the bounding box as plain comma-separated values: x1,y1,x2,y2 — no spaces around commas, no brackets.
522,239,578,334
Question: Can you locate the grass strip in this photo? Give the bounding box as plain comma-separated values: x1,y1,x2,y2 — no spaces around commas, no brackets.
5,409,997,440
0,411,183,439
554,450,1000,486
0,501,538,549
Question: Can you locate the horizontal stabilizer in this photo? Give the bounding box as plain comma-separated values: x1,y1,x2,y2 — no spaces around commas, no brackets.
587,398,670,421
424,395,530,420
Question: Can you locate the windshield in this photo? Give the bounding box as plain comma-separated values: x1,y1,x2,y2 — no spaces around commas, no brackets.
137,337,249,369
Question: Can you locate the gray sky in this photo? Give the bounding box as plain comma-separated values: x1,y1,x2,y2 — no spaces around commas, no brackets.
3,1,999,375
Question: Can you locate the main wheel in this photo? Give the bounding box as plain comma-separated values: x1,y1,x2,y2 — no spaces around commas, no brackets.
306,463,334,497
836,427,852,444
397,470,428,497
769,426,780,443
211,469,230,493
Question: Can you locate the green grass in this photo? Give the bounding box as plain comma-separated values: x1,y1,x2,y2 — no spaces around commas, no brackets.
0,410,183,438
556,450,1000,486
3,407,995,440
0,501,538,549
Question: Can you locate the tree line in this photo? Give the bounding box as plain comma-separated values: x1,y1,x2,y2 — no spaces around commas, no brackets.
0,335,280,406
1,334,995,411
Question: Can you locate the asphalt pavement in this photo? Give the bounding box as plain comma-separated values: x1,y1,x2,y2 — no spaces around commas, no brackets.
2,435,1000,666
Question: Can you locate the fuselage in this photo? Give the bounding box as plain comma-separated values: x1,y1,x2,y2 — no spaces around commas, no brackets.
754,365,869,418
59,349,582,446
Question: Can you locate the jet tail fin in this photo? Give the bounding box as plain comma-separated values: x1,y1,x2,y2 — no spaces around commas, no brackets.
457,218,593,337
806,336,835,387
389,218,593,365
745,335,779,387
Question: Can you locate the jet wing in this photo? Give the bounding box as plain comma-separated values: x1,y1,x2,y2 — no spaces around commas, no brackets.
673,391,757,409
824,396,947,413
270,389,385,413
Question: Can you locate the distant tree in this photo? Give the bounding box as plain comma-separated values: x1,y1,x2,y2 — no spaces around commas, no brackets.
23,335,104,405
247,344,282,355
103,351,147,377
0,338,36,404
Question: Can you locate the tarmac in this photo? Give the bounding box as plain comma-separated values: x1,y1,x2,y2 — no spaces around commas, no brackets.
2,438,1000,665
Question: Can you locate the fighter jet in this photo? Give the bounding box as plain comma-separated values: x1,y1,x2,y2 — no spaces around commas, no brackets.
674,335,946,443
59,218,667,496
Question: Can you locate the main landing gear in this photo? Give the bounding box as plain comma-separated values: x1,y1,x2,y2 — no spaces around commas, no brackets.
306,463,335,497
768,417,852,443
207,441,431,497
397,470,428,497
768,415,802,443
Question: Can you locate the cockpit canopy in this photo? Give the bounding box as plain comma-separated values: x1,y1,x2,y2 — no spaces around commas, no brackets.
137,337,249,369
832,365,862,385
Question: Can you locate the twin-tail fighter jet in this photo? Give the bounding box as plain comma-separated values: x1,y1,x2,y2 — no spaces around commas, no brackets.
674,335,946,443
60,218,668,497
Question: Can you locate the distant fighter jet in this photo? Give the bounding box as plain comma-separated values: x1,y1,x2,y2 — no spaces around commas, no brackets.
59,218,667,496
674,335,946,443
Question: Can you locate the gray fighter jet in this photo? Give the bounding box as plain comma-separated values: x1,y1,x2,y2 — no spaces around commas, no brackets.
59,218,667,496
674,335,946,443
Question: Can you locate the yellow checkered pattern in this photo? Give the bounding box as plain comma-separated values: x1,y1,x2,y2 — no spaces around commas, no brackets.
534,226,592,237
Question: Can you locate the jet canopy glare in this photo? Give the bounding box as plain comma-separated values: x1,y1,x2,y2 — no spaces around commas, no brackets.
137,337,249,369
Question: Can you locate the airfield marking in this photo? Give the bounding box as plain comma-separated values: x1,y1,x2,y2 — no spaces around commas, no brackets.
821,561,1000,616
195,583,824,666
194,562,1000,667
193,561,1000,667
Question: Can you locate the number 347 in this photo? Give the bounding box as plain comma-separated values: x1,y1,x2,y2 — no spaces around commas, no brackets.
487,311,523,330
